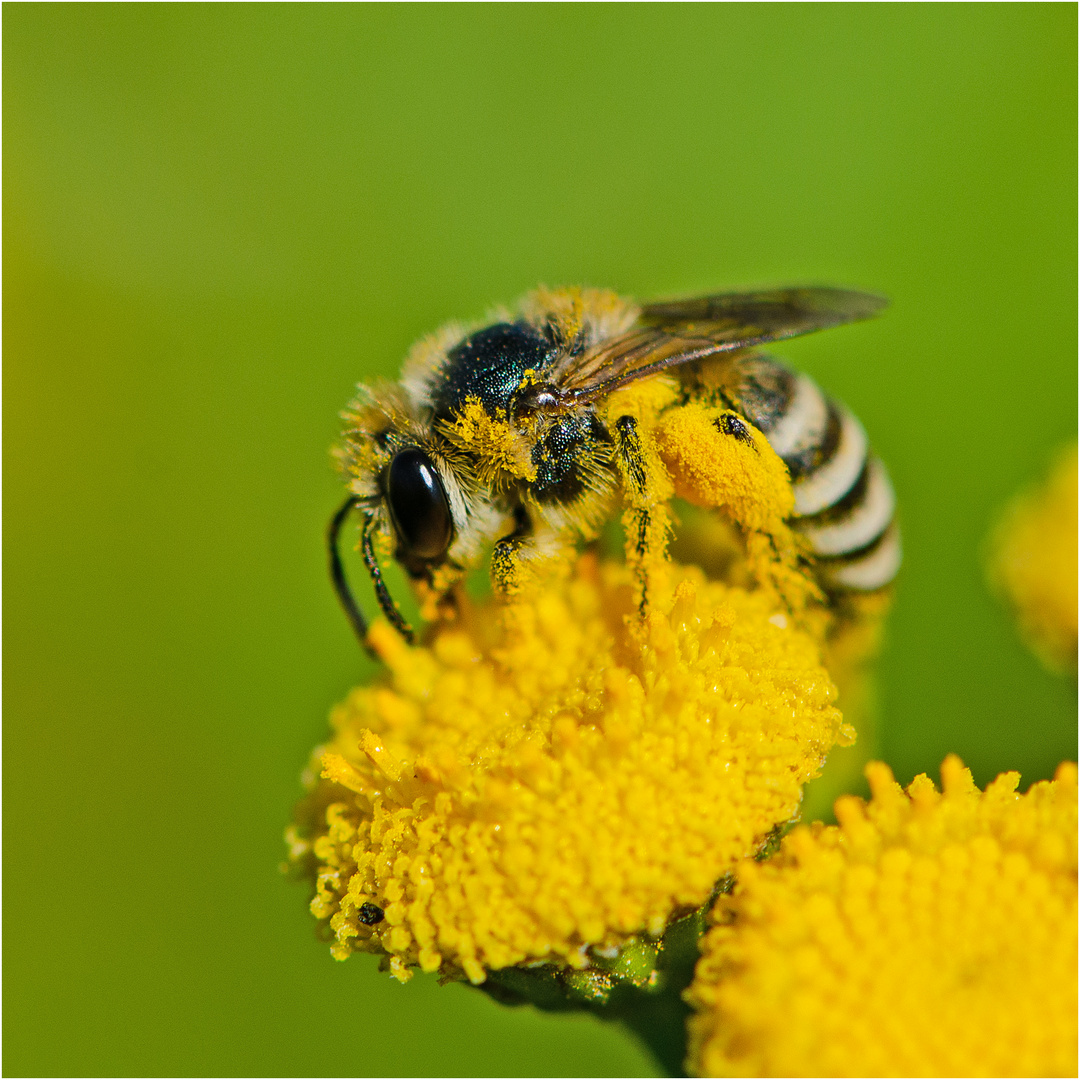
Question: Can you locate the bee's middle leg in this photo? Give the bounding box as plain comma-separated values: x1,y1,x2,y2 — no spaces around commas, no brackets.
614,414,668,613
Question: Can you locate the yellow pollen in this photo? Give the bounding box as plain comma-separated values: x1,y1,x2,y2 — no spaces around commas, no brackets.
443,397,537,482
291,554,848,984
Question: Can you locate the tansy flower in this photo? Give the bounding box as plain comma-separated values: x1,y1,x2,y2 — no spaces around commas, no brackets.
288,554,852,986
686,756,1078,1078
989,444,1078,673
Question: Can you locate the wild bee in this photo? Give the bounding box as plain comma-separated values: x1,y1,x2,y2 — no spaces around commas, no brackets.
330,286,899,654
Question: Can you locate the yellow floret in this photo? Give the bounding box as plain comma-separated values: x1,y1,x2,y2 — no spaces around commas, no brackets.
291,554,850,984
989,444,1078,673
686,757,1079,1078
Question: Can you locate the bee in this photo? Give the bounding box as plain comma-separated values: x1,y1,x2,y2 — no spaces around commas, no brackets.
330,286,899,654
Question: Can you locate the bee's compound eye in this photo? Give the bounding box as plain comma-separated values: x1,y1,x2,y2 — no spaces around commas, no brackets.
386,449,453,560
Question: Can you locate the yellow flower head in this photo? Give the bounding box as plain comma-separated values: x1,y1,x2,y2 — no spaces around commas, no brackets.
686,756,1079,1078
989,444,1078,673
289,555,851,985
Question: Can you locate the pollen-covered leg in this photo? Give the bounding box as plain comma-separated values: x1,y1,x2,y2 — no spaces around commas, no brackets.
614,415,673,614
361,515,416,643
491,516,579,601
490,507,533,597
654,403,819,613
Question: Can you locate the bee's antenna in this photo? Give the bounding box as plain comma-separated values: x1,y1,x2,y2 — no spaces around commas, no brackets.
328,496,375,657
329,497,417,656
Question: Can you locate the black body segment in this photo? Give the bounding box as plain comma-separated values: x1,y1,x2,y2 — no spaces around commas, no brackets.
432,322,557,417
531,413,610,504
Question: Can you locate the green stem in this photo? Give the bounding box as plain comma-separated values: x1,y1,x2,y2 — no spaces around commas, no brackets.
480,911,705,1077
609,986,693,1077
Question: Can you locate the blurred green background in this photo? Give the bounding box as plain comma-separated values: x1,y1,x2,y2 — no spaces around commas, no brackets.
5,5,1076,1076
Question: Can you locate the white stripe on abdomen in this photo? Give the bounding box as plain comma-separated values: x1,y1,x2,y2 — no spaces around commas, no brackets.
791,407,867,516
819,523,902,591
796,456,895,556
763,373,828,459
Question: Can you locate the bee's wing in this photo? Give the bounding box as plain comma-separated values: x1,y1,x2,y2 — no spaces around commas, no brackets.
557,287,886,403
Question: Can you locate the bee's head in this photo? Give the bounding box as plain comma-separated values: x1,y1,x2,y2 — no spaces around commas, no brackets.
383,446,454,572
328,445,454,657
330,391,458,654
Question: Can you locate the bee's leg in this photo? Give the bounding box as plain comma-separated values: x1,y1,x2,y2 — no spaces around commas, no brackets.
653,402,822,614
361,515,415,643
490,505,534,597
614,415,670,614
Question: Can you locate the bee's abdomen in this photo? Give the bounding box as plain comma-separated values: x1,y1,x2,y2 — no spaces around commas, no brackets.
732,357,900,592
